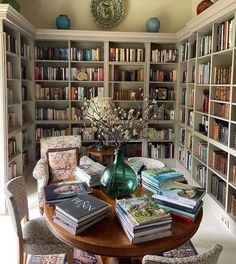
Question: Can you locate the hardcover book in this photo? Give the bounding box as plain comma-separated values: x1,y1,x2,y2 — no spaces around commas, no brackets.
55,193,111,223
153,180,206,206
141,168,185,187
43,182,91,204
116,195,170,226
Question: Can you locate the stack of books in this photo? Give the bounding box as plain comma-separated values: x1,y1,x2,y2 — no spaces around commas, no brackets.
53,193,112,235
141,166,185,193
74,162,105,187
43,182,91,204
116,195,172,244
152,180,205,222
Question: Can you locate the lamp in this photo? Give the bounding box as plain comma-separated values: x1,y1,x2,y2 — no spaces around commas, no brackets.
86,97,115,151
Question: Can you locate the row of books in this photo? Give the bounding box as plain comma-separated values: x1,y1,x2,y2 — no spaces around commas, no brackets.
211,174,226,207
8,161,17,180
35,107,70,121
113,89,143,101
21,43,31,59
71,86,104,100
195,165,207,189
35,84,69,100
180,41,189,61
147,128,175,141
35,66,69,81
113,69,144,82
231,165,236,184
214,86,230,102
151,49,178,63
8,137,17,158
72,127,97,141
230,194,236,218
70,47,104,61
213,66,231,85
197,141,208,162
216,18,234,52
7,61,15,79
71,67,104,82
35,127,70,141
185,151,192,171
151,105,175,120
109,47,145,62
6,34,17,54
150,69,177,82
35,47,68,60
148,143,174,159
212,150,227,175
213,102,230,119
198,62,210,84
201,89,209,113
212,119,229,145
199,35,212,57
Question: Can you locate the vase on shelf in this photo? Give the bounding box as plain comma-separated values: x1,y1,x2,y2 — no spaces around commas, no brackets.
56,14,71,29
146,17,160,32
2,0,20,12
100,147,138,198
196,0,214,15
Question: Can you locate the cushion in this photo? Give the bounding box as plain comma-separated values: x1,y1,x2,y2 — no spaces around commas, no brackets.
46,147,79,182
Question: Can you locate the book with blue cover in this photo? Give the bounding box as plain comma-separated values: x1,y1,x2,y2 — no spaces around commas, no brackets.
141,167,184,186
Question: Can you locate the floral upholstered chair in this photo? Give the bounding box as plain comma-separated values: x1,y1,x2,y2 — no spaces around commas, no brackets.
4,176,73,264
142,243,223,264
33,135,81,213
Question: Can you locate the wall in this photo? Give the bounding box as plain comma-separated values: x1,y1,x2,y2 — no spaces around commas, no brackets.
15,0,195,33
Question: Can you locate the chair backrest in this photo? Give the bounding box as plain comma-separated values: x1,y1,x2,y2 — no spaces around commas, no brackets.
40,135,81,159
4,176,28,237
142,243,223,264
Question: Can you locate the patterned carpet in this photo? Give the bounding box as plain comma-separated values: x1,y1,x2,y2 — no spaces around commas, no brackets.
28,240,197,263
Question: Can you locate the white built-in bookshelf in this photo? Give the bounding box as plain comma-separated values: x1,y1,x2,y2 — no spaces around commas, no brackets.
1,1,236,236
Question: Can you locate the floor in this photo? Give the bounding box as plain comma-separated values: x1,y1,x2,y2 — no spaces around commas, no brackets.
1,177,236,264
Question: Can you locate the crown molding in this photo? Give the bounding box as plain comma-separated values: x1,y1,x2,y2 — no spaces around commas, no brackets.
0,4,35,37
35,29,177,43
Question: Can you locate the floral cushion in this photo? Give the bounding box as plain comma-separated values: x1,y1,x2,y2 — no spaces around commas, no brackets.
49,169,77,183
47,147,79,182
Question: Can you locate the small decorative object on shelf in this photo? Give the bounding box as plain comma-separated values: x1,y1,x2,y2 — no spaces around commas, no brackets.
146,17,160,32
2,0,20,12
91,0,125,28
196,0,214,15
56,14,71,29
83,96,158,198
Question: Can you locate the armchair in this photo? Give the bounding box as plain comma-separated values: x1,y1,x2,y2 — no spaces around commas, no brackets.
33,135,81,213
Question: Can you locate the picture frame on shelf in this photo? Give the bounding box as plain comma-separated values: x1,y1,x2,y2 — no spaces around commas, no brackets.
157,88,168,100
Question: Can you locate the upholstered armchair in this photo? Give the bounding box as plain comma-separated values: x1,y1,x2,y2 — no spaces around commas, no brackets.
142,243,223,264
33,135,81,213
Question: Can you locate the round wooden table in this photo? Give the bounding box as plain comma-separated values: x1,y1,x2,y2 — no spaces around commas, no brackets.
44,187,203,264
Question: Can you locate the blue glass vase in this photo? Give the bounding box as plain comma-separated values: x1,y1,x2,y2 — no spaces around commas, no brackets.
100,147,138,198
146,17,160,32
56,14,71,29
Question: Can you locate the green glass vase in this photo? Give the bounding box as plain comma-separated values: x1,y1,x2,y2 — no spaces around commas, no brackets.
100,147,138,198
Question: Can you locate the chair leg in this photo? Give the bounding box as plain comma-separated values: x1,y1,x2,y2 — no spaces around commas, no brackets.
18,238,24,264
67,250,74,264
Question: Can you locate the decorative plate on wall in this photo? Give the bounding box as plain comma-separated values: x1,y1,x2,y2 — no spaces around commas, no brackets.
91,0,125,28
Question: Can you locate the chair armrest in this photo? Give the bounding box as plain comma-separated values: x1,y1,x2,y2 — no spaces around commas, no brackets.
80,155,97,165
33,158,49,213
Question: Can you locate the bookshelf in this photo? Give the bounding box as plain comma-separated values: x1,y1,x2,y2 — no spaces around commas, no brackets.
0,1,236,236
175,0,236,236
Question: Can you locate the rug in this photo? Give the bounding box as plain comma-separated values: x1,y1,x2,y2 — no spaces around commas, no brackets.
27,240,197,264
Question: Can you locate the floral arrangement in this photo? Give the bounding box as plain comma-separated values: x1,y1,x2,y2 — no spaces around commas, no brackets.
82,96,158,149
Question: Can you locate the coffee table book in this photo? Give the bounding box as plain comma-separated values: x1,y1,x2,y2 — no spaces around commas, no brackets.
53,210,111,235
55,193,111,223
116,195,171,226
153,181,206,207
43,182,91,204
74,162,105,187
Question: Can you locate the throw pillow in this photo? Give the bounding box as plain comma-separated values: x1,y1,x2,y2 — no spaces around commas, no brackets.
46,147,79,182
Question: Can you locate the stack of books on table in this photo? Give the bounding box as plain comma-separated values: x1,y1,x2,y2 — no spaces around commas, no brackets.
152,180,206,223
74,162,105,187
141,166,186,193
53,193,112,235
116,195,172,244
43,182,91,204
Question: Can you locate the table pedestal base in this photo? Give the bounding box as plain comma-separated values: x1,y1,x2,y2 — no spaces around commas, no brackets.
96,255,142,264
